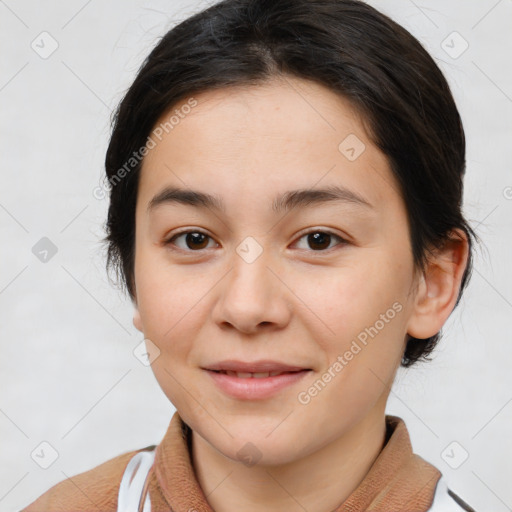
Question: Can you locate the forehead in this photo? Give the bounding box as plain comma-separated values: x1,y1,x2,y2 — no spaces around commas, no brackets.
137,76,401,216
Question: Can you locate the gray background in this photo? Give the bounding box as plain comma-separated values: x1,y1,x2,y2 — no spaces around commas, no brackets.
1,1,511,511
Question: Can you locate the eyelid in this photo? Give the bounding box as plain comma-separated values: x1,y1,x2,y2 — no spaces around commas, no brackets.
164,228,217,249
293,227,349,243
164,227,350,253
291,228,349,252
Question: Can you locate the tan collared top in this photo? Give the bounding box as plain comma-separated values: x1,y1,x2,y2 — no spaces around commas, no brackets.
22,413,451,512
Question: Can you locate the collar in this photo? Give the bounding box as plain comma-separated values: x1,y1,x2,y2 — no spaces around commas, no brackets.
152,412,441,512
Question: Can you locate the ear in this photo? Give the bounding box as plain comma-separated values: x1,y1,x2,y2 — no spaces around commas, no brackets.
132,294,143,332
406,229,469,339
133,306,143,332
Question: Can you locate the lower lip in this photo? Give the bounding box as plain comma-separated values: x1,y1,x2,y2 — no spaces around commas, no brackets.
204,369,311,400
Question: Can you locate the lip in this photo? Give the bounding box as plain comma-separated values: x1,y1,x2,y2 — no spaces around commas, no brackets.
202,359,309,373
202,360,312,400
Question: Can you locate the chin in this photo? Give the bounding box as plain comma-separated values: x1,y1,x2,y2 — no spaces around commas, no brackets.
207,424,307,467
228,439,304,468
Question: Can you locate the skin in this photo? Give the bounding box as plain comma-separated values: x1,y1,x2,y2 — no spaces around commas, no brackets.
132,75,469,512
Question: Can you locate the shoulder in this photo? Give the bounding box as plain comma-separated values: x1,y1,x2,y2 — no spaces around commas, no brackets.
429,477,477,512
21,445,156,512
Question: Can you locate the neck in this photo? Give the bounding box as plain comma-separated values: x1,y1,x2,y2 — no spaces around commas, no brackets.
190,407,387,512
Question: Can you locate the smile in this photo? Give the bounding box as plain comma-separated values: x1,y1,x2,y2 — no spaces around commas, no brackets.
204,368,311,400
213,370,298,378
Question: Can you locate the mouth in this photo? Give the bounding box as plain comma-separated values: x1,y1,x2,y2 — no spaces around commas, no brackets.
208,369,306,378
202,359,311,373
202,360,312,400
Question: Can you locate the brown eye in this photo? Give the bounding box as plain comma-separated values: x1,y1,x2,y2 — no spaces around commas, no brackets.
294,230,347,252
165,231,215,251
184,232,209,250
307,232,331,250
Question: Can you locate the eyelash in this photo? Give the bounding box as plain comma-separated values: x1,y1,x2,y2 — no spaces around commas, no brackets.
163,228,349,254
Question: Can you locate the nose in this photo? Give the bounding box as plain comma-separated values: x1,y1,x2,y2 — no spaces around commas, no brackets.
211,246,293,335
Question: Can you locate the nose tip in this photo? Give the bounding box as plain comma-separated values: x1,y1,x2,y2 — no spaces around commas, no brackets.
211,250,292,334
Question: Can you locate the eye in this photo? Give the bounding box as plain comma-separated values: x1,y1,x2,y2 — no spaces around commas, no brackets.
164,228,348,253
293,229,348,252
164,230,217,251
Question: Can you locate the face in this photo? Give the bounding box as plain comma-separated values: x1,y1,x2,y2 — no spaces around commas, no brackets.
132,76,420,465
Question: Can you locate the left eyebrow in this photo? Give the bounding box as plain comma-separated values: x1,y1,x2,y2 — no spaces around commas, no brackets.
272,185,373,213
146,184,373,215
147,187,226,214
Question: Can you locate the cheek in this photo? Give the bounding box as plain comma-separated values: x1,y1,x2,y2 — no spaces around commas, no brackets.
135,264,208,407
293,254,411,343
291,252,412,410
134,255,207,353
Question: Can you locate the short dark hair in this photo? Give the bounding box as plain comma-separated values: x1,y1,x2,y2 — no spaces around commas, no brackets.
102,0,478,367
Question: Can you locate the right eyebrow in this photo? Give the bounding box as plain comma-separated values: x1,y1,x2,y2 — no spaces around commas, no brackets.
147,187,225,214
146,184,373,215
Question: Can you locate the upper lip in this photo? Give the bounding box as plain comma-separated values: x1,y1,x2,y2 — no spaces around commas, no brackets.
202,360,310,373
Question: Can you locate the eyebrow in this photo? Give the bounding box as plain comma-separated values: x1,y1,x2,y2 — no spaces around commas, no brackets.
146,184,373,215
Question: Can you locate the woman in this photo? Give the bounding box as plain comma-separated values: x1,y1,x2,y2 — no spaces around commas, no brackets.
23,0,478,510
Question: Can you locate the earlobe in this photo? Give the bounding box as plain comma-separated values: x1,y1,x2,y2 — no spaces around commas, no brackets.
133,306,143,332
406,229,469,339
